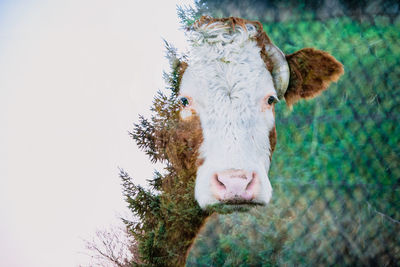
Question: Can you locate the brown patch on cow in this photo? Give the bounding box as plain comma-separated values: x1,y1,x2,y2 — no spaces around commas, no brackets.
269,126,277,162
165,114,204,173
254,23,274,73
153,111,207,267
196,157,205,168
178,60,188,88
269,105,277,162
285,48,344,107
174,61,201,168
191,16,274,73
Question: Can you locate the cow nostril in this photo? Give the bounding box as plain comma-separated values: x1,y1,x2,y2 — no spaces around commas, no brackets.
213,173,226,190
246,172,257,191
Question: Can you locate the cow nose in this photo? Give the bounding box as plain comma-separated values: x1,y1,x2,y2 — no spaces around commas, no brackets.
211,169,258,202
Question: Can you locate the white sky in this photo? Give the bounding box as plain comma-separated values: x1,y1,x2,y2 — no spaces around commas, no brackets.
0,0,193,266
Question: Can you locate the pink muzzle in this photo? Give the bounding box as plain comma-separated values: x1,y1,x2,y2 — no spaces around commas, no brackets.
211,169,258,203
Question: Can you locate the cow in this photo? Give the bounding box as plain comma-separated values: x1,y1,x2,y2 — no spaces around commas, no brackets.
177,16,344,210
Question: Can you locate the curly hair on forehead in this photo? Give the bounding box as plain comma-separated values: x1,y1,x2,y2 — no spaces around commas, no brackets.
190,16,272,44
191,16,261,33
188,15,275,73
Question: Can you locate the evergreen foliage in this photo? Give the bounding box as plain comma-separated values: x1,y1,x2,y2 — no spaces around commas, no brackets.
121,44,210,266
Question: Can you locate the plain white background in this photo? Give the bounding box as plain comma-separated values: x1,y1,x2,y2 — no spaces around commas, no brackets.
0,0,193,266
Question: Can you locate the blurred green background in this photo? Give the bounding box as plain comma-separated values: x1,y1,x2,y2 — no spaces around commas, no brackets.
186,0,400,265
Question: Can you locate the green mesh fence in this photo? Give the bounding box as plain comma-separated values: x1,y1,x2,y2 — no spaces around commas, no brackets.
186,1,400,265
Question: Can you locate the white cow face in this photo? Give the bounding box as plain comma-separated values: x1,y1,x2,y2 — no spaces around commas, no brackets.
176,17,344,210
179,22,278,209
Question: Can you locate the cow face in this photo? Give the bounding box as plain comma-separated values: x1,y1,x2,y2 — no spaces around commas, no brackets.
178,17,343,210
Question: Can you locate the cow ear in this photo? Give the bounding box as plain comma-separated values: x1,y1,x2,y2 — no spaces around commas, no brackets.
284,48,344,107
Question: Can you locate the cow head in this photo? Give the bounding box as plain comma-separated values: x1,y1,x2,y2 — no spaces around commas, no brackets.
177,16,343,210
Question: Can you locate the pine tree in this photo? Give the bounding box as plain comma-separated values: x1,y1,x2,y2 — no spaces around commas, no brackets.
120,41,210,266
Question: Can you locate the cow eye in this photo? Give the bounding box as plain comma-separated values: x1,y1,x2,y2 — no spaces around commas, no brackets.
267,96,277,105
180,97,190,107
